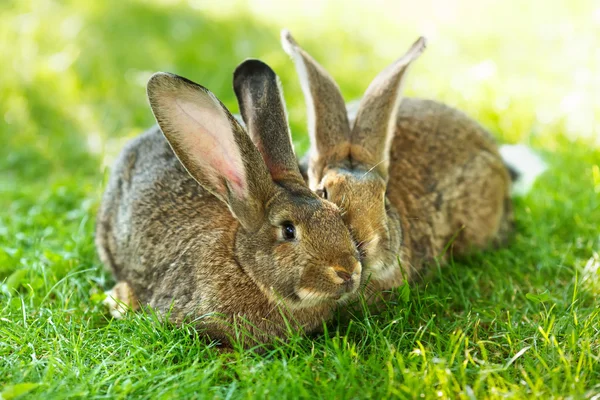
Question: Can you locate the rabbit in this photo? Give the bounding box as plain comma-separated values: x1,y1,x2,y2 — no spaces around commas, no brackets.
281,30,523,292
95,59,362,348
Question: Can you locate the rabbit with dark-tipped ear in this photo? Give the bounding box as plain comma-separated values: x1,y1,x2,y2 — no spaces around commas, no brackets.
95,59,362,347
281,31,541,291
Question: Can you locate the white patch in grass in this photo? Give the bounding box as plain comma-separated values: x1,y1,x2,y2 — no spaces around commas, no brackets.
581,252,600,295
499,144,547,196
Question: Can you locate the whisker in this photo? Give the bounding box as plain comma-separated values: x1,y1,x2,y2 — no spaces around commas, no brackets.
360,158,387,180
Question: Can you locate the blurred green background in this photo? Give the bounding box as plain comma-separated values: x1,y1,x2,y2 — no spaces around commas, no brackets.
2,0,598,184
1,0,599,397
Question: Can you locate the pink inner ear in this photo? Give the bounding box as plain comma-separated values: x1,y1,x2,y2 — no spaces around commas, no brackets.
172,97,247,199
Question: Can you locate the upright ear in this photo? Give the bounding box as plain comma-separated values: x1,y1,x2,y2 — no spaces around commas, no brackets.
147,72,274,231
233,59,305,186
350,37,426,180
281,29,351,185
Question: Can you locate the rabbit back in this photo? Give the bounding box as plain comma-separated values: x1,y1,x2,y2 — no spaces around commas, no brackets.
387,98,513,266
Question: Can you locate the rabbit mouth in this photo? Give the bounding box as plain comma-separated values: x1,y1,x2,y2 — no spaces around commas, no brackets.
365,256,406,284
293,282,359,308
293,288,343,308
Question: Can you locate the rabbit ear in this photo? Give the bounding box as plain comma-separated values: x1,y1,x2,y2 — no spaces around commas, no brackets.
281,29,351,179
233,59,305,186
147,72,274,231
350,37,426,180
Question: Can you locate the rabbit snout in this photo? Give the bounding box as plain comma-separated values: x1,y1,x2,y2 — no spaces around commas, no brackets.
295,258,362,306
320,169,389,267
329,262,361,291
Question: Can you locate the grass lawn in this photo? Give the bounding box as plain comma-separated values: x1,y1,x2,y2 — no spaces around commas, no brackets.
1,0,599,398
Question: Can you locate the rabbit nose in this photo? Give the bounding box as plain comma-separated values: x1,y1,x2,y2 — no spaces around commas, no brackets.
331,262,361,286
336,270,352,282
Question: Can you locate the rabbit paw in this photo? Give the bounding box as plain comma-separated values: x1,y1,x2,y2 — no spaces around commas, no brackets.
104,281,138,319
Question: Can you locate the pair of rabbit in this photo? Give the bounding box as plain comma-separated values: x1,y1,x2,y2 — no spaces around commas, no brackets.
282,31,514,292
96,31,516,347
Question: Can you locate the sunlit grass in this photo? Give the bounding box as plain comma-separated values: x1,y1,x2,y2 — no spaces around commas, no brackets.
1,0,599,398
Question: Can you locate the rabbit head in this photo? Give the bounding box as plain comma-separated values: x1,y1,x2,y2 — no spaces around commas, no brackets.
146,60,362,309
281,30,425,276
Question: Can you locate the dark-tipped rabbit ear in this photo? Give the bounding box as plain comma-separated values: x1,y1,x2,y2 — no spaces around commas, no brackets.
281,29,352,183
147,72,275,231
233,59,305,186
350,37,426,180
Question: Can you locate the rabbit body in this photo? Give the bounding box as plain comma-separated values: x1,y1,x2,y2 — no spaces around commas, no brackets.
382,98,512,283
97,127,339,344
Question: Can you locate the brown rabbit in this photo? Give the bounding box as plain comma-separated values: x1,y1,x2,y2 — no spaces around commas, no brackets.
95,59,362,348
281,31,518,291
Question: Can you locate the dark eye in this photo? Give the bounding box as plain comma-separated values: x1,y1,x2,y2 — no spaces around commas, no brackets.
348,229,365,259
356,241,367,259
281,222,296,240
317,188,328,200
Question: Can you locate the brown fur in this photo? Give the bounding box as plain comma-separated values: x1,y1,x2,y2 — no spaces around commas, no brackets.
281,32,513,291
95,60,361,348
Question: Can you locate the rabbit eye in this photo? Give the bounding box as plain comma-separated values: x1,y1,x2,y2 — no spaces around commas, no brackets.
281,222,296,240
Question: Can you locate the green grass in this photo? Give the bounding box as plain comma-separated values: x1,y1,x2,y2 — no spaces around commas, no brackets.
1,0,599,398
